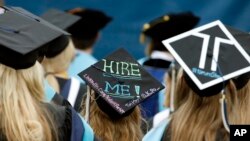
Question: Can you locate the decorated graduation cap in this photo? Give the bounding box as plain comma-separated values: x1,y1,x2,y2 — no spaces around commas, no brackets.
67,8,112,39
141,11,200,43
162,20,250,97
78,48,164,119
0,6,68,69
41,9,81,30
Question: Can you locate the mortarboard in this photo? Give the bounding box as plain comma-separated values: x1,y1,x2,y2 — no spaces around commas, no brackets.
67,8,112,39
162,20,250,96
78,48,164,119
45,35,70,58
227,27,250,90
5,6,69,35
10,6,71,56
6,7,71,58
0,6,68,69
141,11,200,43
41,9,81,30
41,9,80,58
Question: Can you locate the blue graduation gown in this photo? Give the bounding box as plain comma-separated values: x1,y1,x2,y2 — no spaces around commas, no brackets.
143,118,170,141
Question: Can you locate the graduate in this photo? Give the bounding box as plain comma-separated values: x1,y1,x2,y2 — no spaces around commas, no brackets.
143,20,250,141
139,12,200,119
78,48,165,141
151,62,181,128
231,28,250,124
67,8,112,81
0,7,97,141
41,9,86,112
0,6,96,141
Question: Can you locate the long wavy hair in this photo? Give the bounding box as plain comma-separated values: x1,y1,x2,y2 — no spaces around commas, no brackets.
169,70,237,141
0,62,58,141
42,39,75,93
230,80,250,124
80,90,143,141
164,68,189,110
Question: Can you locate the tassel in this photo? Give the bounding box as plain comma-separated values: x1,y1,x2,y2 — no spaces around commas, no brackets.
140,33,146,44
85,85,91,123
220,93,230,133
170,63,176,113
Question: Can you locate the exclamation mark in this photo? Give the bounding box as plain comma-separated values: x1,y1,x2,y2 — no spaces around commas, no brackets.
135,85,140,98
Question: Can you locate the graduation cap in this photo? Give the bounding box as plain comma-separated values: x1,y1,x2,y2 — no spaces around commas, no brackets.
5,6,69,35
78,48,164,119
41,9,81,30
162,20,250,96
41,9,80,58
45,35,70,58
6,6,72,58
141,11,200,43
226,27,250,90
67,8,112,39
0,6,68,69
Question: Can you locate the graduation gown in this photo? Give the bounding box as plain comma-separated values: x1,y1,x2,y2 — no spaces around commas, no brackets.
143,118,228,141
0,102,96,141
143,118,170,141
139,51,173,119
56,77,86,112
44,80,97,141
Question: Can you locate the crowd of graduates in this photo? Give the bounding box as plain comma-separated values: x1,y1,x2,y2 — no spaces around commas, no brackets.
1,3,250,141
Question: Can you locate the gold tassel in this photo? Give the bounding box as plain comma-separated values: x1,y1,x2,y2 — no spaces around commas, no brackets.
140,33,146,44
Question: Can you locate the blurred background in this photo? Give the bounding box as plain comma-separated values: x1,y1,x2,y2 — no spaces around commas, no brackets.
5,0,250,59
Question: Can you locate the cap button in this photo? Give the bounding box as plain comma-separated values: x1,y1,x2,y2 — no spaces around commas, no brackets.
143,23,150,31
163,15,170,21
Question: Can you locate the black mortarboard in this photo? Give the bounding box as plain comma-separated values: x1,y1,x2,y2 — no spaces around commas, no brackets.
67,8,112,39
41,9,81,30
6,6,69,35
7,7,72,58
45,35,70,58
41,9,79,58
141,11,200,42
78,48,164,119
227,27,250,90
0,6,68,69
162,20,250,96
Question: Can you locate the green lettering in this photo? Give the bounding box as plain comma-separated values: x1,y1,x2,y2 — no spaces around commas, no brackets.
130,63,141,76
103,59,114,73
104,81,119,94
121,62,130,75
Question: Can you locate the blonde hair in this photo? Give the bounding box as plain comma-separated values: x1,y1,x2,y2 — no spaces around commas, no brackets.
0,62,58,141
169,70,237,141
80,91,143,141
230,80,250,124
164,68,188,110
42,39,75,93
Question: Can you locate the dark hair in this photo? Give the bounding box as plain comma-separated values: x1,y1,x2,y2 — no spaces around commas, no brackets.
147,39,169,55
71,36,97,50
